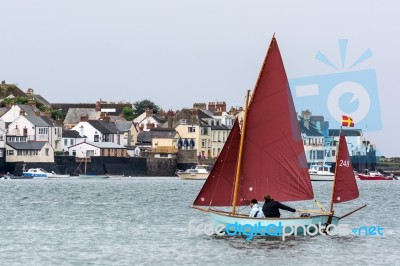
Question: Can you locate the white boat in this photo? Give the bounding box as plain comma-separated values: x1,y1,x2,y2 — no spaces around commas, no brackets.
22,168,70,179
176,165,209,180
309,163,334,181
191,36,365,238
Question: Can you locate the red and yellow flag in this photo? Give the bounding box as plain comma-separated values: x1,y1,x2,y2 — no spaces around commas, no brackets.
341,115,354,127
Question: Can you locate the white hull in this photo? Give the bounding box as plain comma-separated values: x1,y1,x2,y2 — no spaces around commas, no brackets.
177,173,209,180
310,174,334,181
208,210,339,236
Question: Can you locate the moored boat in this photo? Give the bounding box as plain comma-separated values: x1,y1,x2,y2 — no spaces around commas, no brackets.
176,165,209,180
23,168,70,179
309,163,334,181
357,170,394,180
78,174,110,179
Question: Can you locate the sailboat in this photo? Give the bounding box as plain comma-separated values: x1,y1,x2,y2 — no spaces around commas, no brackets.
191,36,365,237
76,157,109,179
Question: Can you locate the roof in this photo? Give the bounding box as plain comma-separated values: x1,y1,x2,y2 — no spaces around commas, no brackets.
88,120,121,134
114,121,133,132
0,82,27,99
198,109,214,119
40,116,56,127
63,108,99,125
24,115,51,127
18,104,40,116
62,130,84,138
51,103,132,117
298,118,323,137
7,141,47,150
32,94,51,106
329,129,363,137
137,129,177,143
70,141,125,149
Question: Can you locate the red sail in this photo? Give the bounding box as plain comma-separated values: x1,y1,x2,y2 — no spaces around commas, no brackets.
333,135,359,203
193,120,241,206
238,37,314,204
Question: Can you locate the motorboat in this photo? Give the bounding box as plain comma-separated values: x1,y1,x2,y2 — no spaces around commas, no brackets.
23,168,70,179
357,170,394,180
309,163,334,181
176,165,209,180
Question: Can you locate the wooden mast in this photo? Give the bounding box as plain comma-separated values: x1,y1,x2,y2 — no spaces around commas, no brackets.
231,90,250,215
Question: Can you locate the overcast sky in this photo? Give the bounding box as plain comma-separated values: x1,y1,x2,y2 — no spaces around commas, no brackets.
1,1,398,156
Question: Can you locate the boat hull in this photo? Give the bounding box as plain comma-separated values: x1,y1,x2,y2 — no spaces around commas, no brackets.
358,174,393,180
79,174,110,179
310,174,334,181
177,173,209,180
208,210,339,237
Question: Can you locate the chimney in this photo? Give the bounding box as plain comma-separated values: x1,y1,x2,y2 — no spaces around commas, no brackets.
145,108,153,118
167,109,174,128
80,114,89,122
95,101,101,112
20,110,25,116
192,108,198,116
139,124,144,132
103,114,110,122
28,98,36,107
100,112,106,119
35,110,40,116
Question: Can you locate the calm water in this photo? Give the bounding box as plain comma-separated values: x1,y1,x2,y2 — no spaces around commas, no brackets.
0,177,399,265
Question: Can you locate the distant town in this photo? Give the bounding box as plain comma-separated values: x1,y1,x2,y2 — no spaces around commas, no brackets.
0,80,396,176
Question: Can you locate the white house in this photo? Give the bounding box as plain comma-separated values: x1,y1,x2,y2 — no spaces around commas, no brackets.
133,109,166,131
8,114,55,143
61,130,87,153
68,141,127,158
72,118,123,145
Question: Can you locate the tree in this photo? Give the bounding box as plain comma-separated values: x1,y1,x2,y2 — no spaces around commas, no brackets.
132,99,160,119
122,107,134,121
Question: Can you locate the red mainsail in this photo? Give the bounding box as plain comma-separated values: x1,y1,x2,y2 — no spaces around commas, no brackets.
237,37,314,204
333,134,359,203
193,36,314,207
193,119,241,206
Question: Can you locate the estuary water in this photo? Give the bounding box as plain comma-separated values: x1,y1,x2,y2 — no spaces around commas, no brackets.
0,177,399,265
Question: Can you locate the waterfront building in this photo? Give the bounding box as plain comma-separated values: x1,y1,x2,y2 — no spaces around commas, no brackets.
61,130,87,154
68,141,127,158
5,141,54,163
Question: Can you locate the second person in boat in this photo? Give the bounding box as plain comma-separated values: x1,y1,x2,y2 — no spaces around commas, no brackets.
262,194,296,218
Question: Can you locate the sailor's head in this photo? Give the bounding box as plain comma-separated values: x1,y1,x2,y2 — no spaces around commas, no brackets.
264,194,273,202
250,199,258,206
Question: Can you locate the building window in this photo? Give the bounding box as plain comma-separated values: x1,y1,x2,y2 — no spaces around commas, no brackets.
188,127,196,133
72,150,76,156
0,135,3,141
180,119,186,125
201,127,209,135
94,134,99,142
39,128,48,135
45,148,49,156
201,139,207,148
64,139,68,146
117,135,120,145
7,150,14,156
86,150,95,157
70,139,74,145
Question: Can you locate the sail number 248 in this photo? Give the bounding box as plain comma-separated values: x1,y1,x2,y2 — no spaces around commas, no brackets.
339,160,350,167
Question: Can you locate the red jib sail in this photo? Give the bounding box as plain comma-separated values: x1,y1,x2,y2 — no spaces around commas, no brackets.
333,134,359,203
193,119,241,206
237,36,314,204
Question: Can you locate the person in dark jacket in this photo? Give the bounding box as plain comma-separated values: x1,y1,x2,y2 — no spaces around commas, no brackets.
262,194,296,218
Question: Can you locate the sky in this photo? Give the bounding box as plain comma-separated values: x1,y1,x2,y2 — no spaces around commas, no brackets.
1,1,399,156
